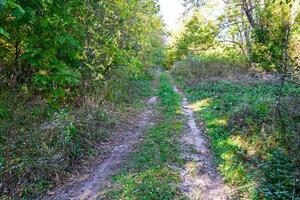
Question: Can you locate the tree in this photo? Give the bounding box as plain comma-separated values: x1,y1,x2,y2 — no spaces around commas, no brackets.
171,12,218,60
0,0,165,104
182,0,300,72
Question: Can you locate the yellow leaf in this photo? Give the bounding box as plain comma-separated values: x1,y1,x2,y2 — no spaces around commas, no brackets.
39,70,48,75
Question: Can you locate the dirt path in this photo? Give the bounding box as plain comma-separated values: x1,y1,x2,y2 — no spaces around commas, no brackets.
173,85,227,200
43,96,157,200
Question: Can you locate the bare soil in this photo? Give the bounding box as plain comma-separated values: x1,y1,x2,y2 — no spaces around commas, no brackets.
174,85,228,200
42,96,157,200
41,73,229,200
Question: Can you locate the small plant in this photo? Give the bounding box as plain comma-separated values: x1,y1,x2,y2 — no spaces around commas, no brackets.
172,60,300,198
0,105,10,120
107,73,185,199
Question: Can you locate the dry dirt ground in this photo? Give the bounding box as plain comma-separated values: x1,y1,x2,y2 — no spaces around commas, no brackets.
42,77,228,200
42,96,158,200
174,85,228,200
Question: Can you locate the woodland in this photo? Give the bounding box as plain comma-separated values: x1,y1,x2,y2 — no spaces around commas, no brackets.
0,0,299,199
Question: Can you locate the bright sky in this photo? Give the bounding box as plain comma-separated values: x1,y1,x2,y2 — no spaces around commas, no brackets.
158,0,225,33
159,0,185,33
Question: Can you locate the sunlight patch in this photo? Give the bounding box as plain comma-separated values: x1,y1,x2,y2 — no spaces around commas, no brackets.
188,98,212,112
207,118,227,126
230,135,244,148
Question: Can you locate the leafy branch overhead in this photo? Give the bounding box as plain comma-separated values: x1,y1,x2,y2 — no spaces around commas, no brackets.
0,0,165,104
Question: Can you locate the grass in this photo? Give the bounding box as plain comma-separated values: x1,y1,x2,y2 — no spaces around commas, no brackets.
172,61,300,199
0,71,154,199
106,72,186,200
0,89,119,198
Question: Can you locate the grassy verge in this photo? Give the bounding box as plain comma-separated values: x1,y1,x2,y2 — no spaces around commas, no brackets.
172,63,300,199
107,72,186,199
0,72,153,199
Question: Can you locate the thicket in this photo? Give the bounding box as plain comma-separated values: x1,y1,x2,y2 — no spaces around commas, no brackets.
0,0,165,101
0,0,165,198
171,0,300,74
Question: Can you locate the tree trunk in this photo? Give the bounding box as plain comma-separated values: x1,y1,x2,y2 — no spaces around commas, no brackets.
241,0,256,28
239,1,253,65
15,40,20,68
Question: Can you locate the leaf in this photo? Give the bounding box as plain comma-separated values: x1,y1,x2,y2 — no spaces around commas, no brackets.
0,27,10,38
0,0,6,10
13,6,25,20
0,0,7,6
57,35,82,49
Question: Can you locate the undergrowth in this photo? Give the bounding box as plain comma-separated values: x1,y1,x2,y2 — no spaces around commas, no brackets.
172,60,300,199
0,69,153,199
106,72,186,199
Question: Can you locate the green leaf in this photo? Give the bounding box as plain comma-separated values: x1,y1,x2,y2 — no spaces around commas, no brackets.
13,6,25,20
0,0,7,6
0,27,10,38
0,0,6,10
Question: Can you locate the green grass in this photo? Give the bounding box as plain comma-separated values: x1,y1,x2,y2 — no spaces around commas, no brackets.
0,73,154,199
0,89,117,198
173,71,300,199
107,72,186,200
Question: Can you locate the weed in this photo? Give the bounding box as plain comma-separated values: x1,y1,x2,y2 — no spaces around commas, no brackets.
172,61,300,199
0,74,152,198
107,72,185,199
